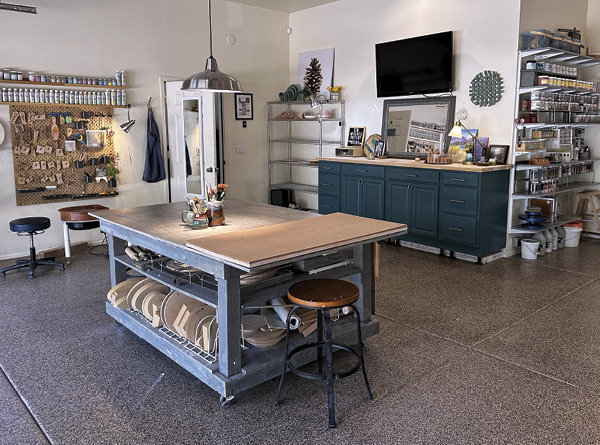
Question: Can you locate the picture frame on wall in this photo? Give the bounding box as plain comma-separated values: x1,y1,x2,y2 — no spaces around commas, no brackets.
487,144,509,164
235,93,253,120
347,126,366,147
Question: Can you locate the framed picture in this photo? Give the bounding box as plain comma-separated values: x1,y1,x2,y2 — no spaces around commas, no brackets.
234,93,253,120
488,144,509,164
347,126,366,147
374,140,387,158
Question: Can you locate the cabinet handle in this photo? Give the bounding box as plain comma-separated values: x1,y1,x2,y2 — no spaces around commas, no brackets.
450,178,466,182
404,174,417,177
450,199,465,203
323,166,332,170
449,227,464,232
323,205,332,208
355,169,368,172
323,183,332,187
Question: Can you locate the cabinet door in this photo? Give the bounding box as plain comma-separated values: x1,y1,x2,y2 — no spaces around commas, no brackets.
341,176,362,216
385,180,411,226
411,183,439,237
363,178,385,220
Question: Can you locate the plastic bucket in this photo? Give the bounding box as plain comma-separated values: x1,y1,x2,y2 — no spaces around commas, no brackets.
521,239,541,260
564,225,583,247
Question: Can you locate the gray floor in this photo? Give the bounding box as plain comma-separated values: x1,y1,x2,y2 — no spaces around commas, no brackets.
2,239,600,444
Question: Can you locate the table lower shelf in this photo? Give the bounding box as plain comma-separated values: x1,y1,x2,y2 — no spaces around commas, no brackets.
106,301,379,399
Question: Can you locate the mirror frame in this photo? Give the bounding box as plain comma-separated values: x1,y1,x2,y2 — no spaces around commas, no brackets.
381,96,456,158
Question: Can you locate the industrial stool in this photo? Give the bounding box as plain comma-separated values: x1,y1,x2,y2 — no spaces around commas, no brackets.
572,190,600,231
275,279,372,429
0,217,65,279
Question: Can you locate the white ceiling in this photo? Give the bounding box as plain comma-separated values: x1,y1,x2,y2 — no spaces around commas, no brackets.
227,0,340,13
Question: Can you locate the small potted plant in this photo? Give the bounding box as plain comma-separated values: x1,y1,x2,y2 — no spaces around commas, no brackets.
106,162,119,188
326,85,343,101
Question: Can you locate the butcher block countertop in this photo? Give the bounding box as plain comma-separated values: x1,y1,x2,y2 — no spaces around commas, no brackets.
318,157,512,173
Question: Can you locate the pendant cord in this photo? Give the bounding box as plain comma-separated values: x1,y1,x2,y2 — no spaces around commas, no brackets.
208,0,213,57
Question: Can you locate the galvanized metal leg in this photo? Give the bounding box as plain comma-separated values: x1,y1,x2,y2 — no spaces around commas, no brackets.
317,309,324,374
107,234,126,287
350,244,372,323
323,310,336,428
63,221,71,264
217,265,242,377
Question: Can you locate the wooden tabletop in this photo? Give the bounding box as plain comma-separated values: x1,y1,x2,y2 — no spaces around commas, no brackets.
91,199,407,271
318,157,512,172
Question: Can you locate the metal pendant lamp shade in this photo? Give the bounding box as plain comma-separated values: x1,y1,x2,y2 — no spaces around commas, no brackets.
182,0,243,93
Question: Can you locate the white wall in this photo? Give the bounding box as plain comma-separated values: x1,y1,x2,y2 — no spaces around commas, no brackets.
0,0,288,258
289,0,521,157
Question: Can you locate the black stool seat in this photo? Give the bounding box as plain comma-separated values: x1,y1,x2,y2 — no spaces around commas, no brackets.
275,279,372,429
10,217,51,233
1,216,64,279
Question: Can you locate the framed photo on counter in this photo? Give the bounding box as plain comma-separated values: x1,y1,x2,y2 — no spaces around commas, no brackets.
235,93,253,120
488,144,508,164
347,126,366,147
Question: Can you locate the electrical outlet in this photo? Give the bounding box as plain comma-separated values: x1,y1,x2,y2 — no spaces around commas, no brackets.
235,146,245,154
512,237,522,248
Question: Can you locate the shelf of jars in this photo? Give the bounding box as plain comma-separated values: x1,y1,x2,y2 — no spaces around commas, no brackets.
0,79,128,90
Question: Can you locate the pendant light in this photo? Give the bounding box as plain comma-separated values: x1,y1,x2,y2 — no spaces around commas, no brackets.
181,0,243,93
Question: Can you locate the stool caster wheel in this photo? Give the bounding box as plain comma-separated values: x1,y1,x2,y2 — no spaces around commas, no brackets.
60,266,65,271
0,272,5,278
114,320,122,326
220,395,234,407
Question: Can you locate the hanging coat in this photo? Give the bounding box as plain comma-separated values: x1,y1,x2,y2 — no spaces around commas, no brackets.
142,108,166,183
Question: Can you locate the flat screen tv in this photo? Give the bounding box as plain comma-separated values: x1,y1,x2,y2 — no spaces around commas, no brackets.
376,31,453,97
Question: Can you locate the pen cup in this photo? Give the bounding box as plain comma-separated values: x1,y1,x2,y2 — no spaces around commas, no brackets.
208,201,224,226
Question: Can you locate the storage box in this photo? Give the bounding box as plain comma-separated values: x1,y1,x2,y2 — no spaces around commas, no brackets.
520,70,537,87
521,29,552,49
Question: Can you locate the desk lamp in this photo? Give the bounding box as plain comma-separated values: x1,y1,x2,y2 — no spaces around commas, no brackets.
448,109,485,165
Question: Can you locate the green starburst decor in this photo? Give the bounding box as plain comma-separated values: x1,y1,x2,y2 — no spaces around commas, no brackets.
469,70,503,107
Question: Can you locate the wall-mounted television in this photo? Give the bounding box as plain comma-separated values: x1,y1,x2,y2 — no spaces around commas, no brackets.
375,31,453,97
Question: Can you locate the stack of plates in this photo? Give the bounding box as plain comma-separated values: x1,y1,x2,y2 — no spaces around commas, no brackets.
519,206,548,230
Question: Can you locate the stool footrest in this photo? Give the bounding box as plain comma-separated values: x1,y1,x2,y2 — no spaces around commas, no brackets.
287,341,361,381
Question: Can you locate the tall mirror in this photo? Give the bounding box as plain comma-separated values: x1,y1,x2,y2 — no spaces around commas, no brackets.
381,96,455,158
183,98,205,196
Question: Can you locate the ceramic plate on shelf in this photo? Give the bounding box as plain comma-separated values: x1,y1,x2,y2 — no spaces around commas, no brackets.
364,134,381,155
0,121,4,144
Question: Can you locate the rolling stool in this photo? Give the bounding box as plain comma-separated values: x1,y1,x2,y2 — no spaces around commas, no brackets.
275,279,372,429
0,217,65,279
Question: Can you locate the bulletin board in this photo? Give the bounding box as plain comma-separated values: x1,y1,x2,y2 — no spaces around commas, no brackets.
9,104,118,206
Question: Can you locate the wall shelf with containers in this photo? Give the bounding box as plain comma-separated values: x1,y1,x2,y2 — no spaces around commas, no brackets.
267,100,344,210
0,69,128,108
508,35,600,239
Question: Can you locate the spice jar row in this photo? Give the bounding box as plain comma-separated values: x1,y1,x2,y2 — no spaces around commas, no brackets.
1,69,127,87
1,88,126,106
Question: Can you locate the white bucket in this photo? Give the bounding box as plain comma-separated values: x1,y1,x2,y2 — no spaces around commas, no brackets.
564,226,583,247
521,239,540,260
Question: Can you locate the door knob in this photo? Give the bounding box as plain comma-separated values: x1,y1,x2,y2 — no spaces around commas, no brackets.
206,167,213,172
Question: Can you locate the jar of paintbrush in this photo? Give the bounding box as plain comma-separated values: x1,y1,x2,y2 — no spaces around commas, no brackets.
206,183,228,226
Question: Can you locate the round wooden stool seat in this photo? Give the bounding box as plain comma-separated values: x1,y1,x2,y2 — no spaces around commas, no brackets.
287,279,359,308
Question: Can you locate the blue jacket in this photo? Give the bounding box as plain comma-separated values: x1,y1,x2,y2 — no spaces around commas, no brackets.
142,109,166,183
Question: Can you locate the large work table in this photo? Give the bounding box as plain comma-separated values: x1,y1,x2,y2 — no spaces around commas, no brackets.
92,199,406,402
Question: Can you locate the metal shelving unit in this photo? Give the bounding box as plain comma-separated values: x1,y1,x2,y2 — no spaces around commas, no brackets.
267,100,345,210
507,46,600,242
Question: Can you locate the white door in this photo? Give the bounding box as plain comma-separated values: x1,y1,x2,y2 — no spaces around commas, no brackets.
165,81,216,200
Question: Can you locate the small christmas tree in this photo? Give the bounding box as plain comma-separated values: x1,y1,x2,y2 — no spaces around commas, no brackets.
303,57,323,96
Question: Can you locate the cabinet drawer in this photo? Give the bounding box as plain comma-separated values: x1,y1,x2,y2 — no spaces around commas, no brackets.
319,174,340,196
386,167,439,183
341,163,385,178
441,186,479,217
442,171,479,188
439,214,477,245
319,162,340,174
318,195,339,214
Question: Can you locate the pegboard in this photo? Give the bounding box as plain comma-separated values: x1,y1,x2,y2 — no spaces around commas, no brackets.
9,104,118,206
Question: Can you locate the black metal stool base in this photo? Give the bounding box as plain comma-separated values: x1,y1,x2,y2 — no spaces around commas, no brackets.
275,305,373,429
0,241,65,279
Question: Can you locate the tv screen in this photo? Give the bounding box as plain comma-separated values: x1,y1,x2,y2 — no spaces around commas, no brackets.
376,31,453,97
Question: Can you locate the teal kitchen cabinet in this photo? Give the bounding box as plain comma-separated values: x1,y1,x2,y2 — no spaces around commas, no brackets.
318,160,510,260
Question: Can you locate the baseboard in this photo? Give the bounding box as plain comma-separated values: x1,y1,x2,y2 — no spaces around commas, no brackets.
38,242,88,259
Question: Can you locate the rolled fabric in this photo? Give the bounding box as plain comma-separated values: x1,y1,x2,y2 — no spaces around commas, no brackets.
270,297,301,330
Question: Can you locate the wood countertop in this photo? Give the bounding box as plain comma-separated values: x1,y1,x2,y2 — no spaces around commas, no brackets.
317,157,512,172
91,199,407,271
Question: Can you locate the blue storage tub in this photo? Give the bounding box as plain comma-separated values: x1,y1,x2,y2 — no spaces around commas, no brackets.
521,29,552,49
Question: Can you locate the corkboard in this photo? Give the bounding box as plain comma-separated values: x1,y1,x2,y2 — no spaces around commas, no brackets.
9,104,117,206
186,212,407,269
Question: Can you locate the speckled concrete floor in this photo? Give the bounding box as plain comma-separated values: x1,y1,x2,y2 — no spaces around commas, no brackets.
2,239,600,444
